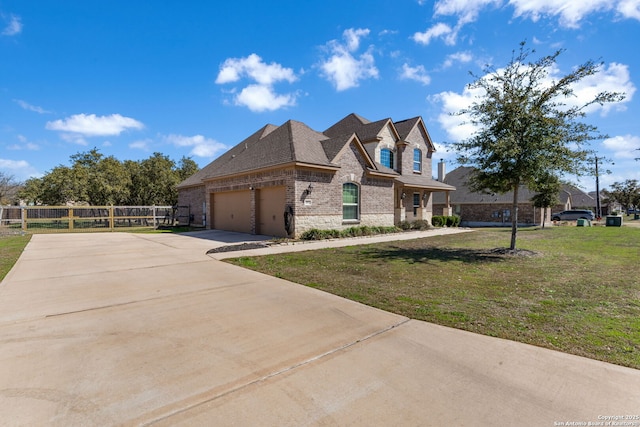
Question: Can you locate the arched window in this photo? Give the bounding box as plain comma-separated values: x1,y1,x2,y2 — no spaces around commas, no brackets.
413,148,422,172
380,148,394,169
342,183,359,221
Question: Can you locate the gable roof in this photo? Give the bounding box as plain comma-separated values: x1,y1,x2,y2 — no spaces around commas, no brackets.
432,166,596,206
394,117,436,151
432,166,540,204
178,113,438,188
563,184,596,207
323,113,370,137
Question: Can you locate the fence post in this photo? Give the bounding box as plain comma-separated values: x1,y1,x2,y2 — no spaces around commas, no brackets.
153,205,157,228
109,206,114,231
68,208,74,231
21,207,26,232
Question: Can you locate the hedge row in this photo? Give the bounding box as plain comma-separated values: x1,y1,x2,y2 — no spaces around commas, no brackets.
300,225,400,241
431,215,461,227
397,219,432,231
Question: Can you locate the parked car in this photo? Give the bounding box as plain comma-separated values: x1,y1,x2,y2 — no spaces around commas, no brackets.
551,209,595,221
627,208,638,214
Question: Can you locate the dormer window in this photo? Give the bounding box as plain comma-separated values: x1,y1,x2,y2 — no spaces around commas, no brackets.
413,148,422,173
381,148,394,169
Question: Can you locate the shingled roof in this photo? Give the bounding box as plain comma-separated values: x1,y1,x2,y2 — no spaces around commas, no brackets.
432,166,594,206
178,118,398,188
394,117,436,151
178,113,442,189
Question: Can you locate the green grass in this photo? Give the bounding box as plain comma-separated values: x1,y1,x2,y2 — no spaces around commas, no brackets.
0,234,31,281
227,226,640,369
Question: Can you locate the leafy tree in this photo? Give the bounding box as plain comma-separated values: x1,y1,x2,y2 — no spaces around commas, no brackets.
603,179,640,212
128,153,180,205
177,156,199,182
38,165,85,205
17,177,43,205
530,172,561,228
16,149,196,206
452,41,624,250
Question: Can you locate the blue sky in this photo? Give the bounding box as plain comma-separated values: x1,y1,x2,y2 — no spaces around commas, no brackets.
1,0,639,192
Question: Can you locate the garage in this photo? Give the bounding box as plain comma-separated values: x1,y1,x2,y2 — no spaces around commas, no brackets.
212,190,251,234
257,186,287,237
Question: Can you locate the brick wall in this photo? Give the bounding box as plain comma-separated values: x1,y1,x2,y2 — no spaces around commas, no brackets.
176,185,206,226
433,202,548,225
183,143,396,237
294,144,395,236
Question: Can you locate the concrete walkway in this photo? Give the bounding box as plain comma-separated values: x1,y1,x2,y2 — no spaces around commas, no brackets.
0,230,638,426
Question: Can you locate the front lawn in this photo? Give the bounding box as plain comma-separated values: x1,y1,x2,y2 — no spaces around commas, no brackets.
0,234,31,281
228,226,640,369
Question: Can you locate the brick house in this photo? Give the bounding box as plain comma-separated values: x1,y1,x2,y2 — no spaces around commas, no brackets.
432,165,596,226
177,113,455,237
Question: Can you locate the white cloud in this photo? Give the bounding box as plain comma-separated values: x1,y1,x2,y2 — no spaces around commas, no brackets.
129,139,152,151
235,85,297,112
216,53,297,86
567,62,635,116
416,0,640,46
431,87,483,142
14,99,51,114
7,134,39,151
602,134,640,159
1,14,22,36
434,61,634,142
46,113,144,137
0,158,40,180
343,28,370,51
164,134,228,158
400,63,431,85
510,0,640,28
443,51,473,68
434,0,501,24
215,54,298,112
413,22,455,46
320,28,379,91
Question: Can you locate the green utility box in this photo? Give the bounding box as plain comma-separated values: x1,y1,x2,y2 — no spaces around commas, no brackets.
576,219,591,227
606,216,623,227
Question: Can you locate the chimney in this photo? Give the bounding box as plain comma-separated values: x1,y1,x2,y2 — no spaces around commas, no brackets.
437,159,446,182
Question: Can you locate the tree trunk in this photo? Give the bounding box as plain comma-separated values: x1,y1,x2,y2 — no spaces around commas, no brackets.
510,185,518,250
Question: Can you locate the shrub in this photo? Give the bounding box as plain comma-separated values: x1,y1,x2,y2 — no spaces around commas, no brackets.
300,225,401,240
300,228,340,240
398,220,412,230
431,216,445,227
411,219,431,230
445,215,461,227
432,215,460,227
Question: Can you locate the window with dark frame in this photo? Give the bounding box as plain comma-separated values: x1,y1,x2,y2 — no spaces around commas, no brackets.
381,148,394,169
413,148,422,172
343,183,359,220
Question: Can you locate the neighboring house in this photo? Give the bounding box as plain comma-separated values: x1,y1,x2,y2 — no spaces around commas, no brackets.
177,113,456,237
432,166,595,226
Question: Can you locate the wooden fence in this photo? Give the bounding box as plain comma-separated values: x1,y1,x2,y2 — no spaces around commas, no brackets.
0,206,175,234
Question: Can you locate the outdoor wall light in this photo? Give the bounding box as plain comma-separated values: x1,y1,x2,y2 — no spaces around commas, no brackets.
401,192,406,199
304,183,313,195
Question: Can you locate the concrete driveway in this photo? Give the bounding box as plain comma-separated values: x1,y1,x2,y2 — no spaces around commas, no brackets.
0,230,638,426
